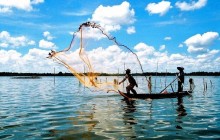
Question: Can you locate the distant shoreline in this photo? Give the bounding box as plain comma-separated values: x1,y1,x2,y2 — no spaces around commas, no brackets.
1,72,220,76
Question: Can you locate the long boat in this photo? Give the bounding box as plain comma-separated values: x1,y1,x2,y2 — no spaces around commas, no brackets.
118,90,192,100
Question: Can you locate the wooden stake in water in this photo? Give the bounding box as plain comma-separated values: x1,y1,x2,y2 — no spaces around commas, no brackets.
84,65,85,89
116,68,119,89
206,81,207,91
165,69,167,87
203,78,207,91
54,67,55,85
136,70,138,85
203,78,205,91
155,61,158,91
148,76,152,93
123,62,125,89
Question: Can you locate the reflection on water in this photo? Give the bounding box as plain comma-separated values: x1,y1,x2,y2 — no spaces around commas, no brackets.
0,76,220,139
122,100,137,125
176,97,187,130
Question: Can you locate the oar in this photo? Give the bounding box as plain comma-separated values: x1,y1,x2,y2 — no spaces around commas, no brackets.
159,77,178,94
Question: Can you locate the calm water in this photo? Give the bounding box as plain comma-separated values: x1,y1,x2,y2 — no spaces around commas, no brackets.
0,76,220,140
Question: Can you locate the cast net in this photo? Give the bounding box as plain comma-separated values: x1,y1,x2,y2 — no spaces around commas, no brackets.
47,22,148,93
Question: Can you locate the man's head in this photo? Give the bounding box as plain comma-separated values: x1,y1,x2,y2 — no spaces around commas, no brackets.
125,69,131,74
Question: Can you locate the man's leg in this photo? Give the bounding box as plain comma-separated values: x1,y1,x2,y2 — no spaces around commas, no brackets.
131,88,137,95
126,86,131,94
178,81,181,92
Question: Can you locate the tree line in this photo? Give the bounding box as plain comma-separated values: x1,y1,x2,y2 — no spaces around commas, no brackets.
1,71,220,76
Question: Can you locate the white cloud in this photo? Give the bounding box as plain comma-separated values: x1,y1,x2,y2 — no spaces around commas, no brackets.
197,50,219,59
164,36,171,40
155,18,187,26
134,43,155,53
1,40,220,73
39,39,55,49
0,42,8,48
91,1,135,32
0,48,60,73
0,7,12,13
105,24,121,32
170,53,185,60
159,45,166,51
184,32,219,54
62,10,91,16
44,45,218,73
175,0,207,11
215,57,220,63
74,27,106,40
24,48,48,60
127,26,136,34
178,44,184,48
106,45,121,53
28,40,36,45
145,1,172,16
134,43,156,63
53,45,130,73
0,49,22,64
0,0,44,13
24,48,56,73
0,31,35,48
31,0,44,5
43,31,54,40
77,2,136,40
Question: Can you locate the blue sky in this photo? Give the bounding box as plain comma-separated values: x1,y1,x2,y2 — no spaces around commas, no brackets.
0,0,220,73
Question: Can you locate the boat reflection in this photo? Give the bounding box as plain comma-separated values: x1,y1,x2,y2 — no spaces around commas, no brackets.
176,97,187,129
122,99,137,125
177,97,187,117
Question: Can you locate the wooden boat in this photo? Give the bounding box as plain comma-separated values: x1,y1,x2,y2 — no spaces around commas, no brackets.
118,90,192,100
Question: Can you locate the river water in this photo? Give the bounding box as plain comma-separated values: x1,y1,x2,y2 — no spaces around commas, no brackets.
0,76,220,139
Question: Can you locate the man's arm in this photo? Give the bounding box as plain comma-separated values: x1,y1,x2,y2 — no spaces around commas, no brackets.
119,75,127,84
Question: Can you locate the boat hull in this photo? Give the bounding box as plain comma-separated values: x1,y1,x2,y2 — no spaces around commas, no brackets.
118,90,192,100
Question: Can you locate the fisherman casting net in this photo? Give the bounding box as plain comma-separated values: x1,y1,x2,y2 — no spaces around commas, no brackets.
48,22,148,93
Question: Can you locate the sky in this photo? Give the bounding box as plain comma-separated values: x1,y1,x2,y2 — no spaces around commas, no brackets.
0,0,220,73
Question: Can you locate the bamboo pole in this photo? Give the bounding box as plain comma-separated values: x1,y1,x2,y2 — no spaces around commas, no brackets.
159,77,178,93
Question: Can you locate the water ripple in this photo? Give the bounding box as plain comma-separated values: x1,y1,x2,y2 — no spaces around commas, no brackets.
0,76,220,139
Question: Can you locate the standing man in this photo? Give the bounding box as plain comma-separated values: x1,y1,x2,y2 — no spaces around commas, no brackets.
177,67,184,92
119,69,138,95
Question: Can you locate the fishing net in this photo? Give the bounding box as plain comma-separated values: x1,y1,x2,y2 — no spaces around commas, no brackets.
47,22,148,93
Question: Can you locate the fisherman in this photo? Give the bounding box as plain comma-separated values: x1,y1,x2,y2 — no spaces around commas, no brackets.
177,67,184,92
119,69,138,95
189,78,195,91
